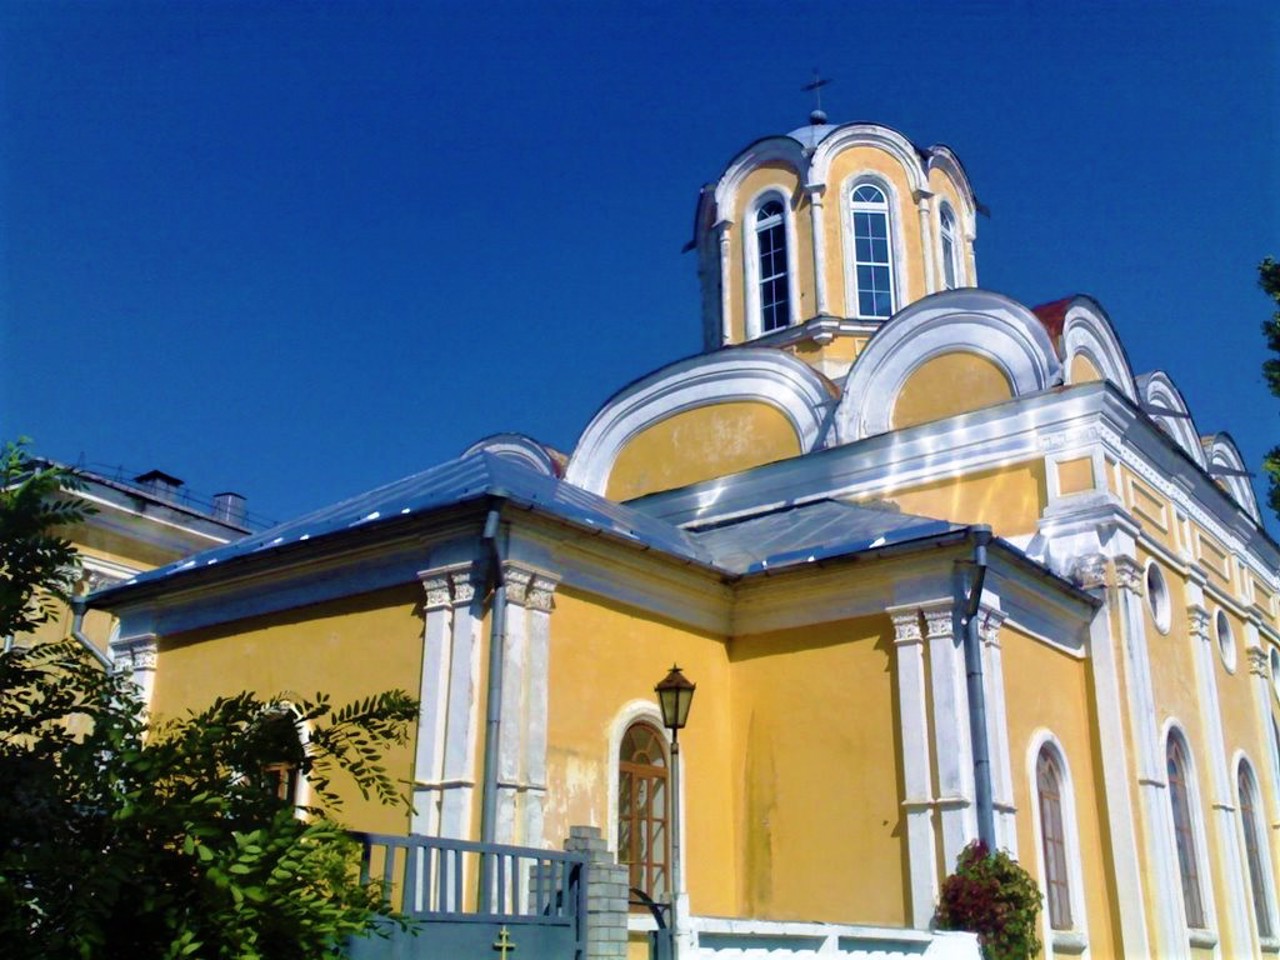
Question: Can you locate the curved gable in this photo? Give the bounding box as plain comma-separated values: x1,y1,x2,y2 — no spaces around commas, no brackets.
565,349,837,497
807,124,927,193
1203,433,1261,522
713,136,809,217
1060,297,1138,401
1137,372,1205,468
461,434,560,477
837,289,1062,440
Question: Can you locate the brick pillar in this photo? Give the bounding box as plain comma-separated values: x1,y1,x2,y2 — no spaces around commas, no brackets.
564,825,628,960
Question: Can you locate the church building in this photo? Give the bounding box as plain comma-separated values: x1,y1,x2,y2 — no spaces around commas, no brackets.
92,112,1280,960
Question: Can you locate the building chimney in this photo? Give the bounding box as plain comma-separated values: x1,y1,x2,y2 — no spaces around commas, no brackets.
212,492,247,526
133,469,184,504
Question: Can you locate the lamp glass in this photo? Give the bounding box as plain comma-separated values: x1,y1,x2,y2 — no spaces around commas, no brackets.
655,664,696,731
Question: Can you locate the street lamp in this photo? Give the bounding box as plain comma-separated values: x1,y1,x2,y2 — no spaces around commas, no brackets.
654,664,695,956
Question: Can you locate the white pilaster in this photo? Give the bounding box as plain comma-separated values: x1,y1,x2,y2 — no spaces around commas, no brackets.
110,632,159,709
888,605,938,929
914,190,937,296
806,184,829,317
495,564,559,849
922,599,976,870
978,606,1017,854
716,219,734,345
1188,592,1253,955
437,566,482,839
1114,555,1190,959
411,568,457,835
1083,587,1151,956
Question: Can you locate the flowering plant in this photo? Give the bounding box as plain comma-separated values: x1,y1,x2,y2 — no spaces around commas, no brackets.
935,841,1042,960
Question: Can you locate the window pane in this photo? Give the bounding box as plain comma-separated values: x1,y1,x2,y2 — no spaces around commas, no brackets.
618,722,670,906
1167,740,1206,927
1240,765,1274,938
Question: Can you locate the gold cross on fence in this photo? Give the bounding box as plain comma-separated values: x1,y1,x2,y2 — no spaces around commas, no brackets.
492,925,516,958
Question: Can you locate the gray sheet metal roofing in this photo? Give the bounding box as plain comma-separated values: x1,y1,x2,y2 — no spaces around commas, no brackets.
93,451,963,599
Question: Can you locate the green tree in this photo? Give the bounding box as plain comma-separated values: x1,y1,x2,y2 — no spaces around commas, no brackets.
0,438,92,638
0,439,420,959
1261,257,1280,520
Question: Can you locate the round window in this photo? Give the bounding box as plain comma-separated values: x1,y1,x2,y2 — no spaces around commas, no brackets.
1215,609,1236,673
1145,562,1171,634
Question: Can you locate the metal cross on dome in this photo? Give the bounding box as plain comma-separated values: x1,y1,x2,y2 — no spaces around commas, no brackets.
802,69,833,122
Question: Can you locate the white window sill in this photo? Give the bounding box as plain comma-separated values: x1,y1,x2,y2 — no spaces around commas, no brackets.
1051,929,1088,954
1260,935,1280,954
1188,928,1218,949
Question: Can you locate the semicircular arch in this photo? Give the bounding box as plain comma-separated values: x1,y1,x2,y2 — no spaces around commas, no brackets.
713,136,809,218
807,123,927,193
1204,433,1260,522
1137,372,1205,468
566,349,837,496
836,289,1062,440
1061,297,1138,401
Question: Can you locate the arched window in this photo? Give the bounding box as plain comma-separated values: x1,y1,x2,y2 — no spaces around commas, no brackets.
939,203,960,290
618,721,670,901
1036,747,1073,930
1167,733,1206,928
754,199,790,333
257,708,306,806
850,183,896,318
1239,760,1275,939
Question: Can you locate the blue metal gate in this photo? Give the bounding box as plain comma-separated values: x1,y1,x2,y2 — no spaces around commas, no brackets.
347,833,587,960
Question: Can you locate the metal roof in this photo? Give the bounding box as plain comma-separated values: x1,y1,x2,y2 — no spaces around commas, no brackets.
94,453,968,601
95,452,718,597
691,499,964,575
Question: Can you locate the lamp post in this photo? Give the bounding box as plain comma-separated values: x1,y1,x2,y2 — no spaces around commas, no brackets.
654,664,695,957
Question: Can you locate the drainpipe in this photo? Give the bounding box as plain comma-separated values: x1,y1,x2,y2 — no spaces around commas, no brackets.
69,597,115,671
960,526,997,852
479,504,507,849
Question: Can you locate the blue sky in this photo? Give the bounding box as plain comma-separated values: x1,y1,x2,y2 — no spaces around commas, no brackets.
2,1,1278,528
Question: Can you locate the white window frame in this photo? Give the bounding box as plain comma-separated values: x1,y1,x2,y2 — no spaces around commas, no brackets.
742,187,799,339
1145,560,1172,635
1026,731,1090,957
842,175,903,320
1163,723,1219,943
939,201,961,290
1235,754,1280,949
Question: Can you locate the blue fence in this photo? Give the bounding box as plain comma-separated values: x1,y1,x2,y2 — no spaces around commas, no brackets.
348,833,588,960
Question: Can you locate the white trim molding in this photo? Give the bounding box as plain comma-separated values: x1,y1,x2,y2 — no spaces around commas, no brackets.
1025,730,1091,959
808,124,928,196
712,136,807,218
565,349,837,496
1060,297,1138,402
460,434,558,477
1137,371,1206,469
836,289,1063,440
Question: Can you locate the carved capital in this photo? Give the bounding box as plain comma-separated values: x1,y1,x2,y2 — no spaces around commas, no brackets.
420,574,453,610
527,574,559,613
503,566,533,606
1186,605,1211,641
978,607,1008,647
1247,646,1269,678
449,569,478,606
921,604,954,640
912,188,934,208
1113,556,1144,595
111,635,158,674
889,610,923,646
804,182,826,202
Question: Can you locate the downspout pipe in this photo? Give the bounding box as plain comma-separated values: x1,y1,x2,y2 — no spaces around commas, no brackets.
479,504,507,849
69,597,114,671
960,526,997,852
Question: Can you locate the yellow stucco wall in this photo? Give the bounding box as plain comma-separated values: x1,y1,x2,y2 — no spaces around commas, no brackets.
150,586,425,834
1056,457,1096,497
606,401,803,501
728,614,906,926
543,587,737,917
1069,353,1103,385
858,462,1048,537
1001,624,1120,960
891,352,1013,431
